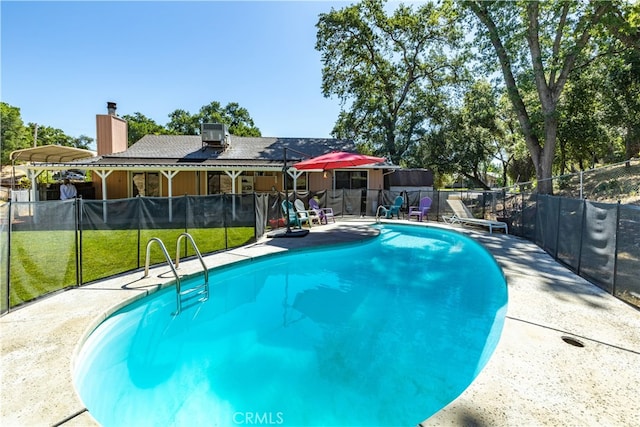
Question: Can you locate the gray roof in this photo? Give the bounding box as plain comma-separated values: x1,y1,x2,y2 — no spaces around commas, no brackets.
23,135,398,171
99,135,357,165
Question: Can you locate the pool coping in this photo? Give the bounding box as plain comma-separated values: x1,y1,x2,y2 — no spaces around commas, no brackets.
1,219,639,426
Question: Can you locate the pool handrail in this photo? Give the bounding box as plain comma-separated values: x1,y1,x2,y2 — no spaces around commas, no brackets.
143,237,182,313
175,232,209,287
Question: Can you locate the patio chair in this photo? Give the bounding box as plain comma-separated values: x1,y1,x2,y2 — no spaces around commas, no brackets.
442,198,508,234
308,198,335,224
281,200,310,229
408,196,432,222
294,199,316,227
376,195,404,219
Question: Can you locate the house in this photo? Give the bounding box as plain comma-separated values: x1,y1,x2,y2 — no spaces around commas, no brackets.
14,103,396,201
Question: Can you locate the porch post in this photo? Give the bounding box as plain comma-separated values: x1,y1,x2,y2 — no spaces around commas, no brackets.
224,170,242,219
26,169,42,222
224,170,242,194
94,170,113,223
160,170,180,222
289,169,303,192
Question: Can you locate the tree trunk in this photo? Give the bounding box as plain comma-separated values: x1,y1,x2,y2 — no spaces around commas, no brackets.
538,117,557,195
626,125,640,160
468,1,611,195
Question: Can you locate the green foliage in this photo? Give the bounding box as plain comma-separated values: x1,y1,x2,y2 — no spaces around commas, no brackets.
218,102,261,137
122,112,172,146
25,123,75,146
0,102,31,164
166,101,262,138
1,102,95,164
601,47,640,159
2,100,261,155
316,0,463,165
72,135,93,150
167,108,200,135
557,68,612,171
555,3,639,170
417,80,501,189
462,0,622,193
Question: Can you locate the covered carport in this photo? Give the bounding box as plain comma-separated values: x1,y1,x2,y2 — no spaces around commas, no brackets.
9,145,96,202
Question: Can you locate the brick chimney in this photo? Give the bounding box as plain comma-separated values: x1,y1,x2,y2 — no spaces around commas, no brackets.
96,101,128,155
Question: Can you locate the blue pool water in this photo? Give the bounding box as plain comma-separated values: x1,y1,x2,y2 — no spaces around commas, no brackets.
74,224,507,426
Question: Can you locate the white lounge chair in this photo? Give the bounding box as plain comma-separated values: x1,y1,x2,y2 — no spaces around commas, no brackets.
443,199,508,234
294,199,316,227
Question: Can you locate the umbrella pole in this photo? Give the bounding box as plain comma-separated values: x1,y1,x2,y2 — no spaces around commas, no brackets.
268,148,308,238
285,148,292,234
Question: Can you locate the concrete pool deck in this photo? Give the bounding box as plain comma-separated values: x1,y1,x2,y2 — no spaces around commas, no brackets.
1,219,639,426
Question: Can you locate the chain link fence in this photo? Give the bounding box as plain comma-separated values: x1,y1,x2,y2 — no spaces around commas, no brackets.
503,158,640,205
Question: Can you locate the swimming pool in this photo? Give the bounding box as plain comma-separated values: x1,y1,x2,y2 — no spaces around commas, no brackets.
74,224,507,426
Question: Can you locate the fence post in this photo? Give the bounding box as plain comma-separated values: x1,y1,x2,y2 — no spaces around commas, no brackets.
520,193,524,236
184,194,189,234
612,201,621,296
136,195,142,269
5,199,13,312
554,197,562,260
577,198,587,275
534,193,539,243
75,197,81,287
224,194,229,250
253,193,258,241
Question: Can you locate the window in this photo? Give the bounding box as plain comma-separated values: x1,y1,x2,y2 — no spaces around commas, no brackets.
285,172,307,191
132,172,159,196
334,170,367,190
207,171,223,194
208,172,237,194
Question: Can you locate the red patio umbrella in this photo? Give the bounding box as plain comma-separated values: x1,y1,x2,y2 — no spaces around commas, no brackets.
293,151,385,171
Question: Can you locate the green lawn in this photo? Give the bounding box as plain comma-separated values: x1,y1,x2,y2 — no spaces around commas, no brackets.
6,227,254,307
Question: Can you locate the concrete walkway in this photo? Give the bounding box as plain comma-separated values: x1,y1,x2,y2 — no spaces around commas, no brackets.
1,220,639,426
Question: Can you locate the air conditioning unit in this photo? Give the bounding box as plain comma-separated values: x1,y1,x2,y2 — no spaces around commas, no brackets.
201,123,229,148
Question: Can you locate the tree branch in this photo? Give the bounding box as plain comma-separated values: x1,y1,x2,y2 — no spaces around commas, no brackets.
467,1,540,160
549,2,570,85
553,2,611,102
527,2,553,111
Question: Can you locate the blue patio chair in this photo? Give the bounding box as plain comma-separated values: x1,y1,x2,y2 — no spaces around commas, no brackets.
281,200,309,229
377,195,404,219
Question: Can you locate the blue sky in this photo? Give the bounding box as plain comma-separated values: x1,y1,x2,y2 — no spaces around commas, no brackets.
1,1,368,147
